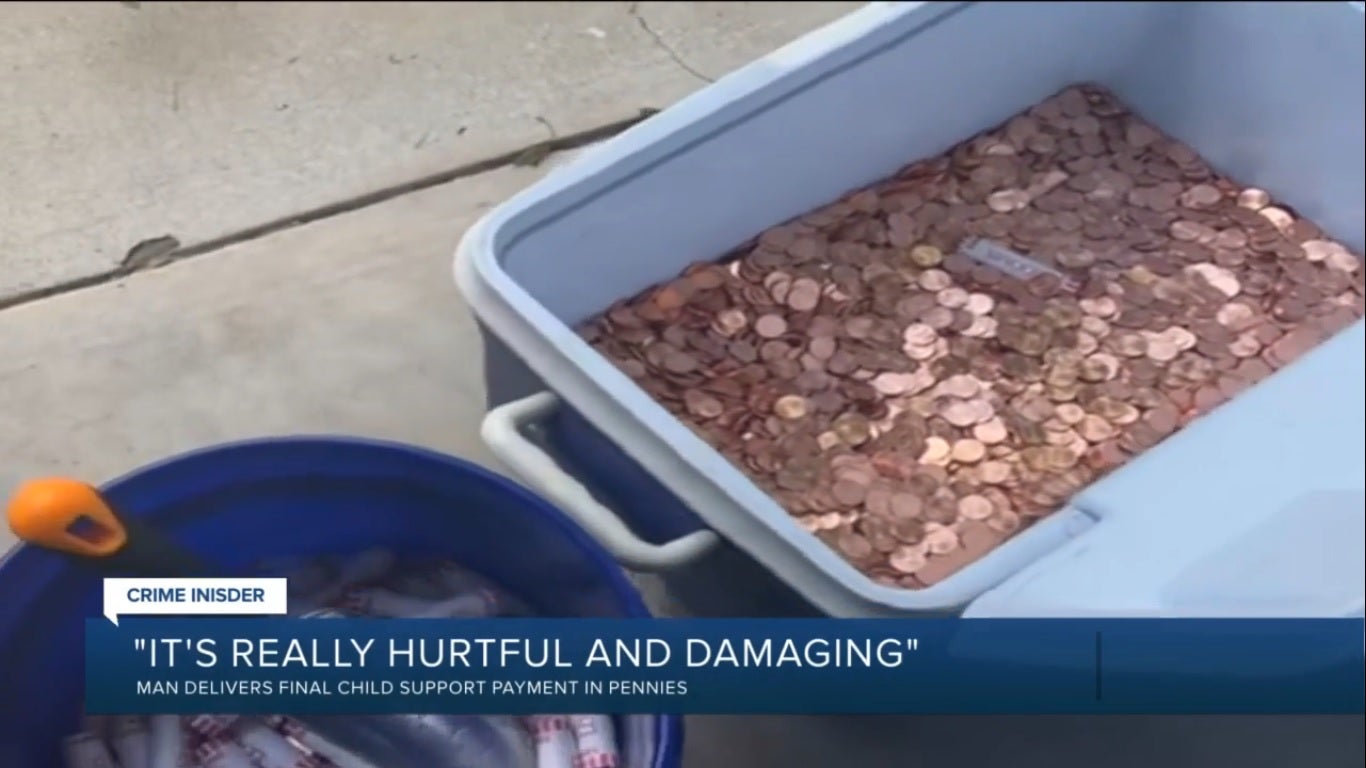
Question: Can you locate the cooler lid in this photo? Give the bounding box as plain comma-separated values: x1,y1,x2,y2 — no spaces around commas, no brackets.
965,322,1366,619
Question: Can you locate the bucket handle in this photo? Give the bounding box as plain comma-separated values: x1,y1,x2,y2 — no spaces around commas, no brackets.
481,392,720,571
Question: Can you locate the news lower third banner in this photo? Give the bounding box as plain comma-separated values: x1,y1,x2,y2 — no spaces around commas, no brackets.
85,618,1363,715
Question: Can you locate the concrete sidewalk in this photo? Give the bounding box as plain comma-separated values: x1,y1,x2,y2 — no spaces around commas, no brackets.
1,0,859,303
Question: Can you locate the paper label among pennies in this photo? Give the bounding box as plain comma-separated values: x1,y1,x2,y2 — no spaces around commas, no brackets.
959,238,1080,292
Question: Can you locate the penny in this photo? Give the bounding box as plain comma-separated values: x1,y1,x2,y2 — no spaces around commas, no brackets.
1145,403,1180,435
1145,338,1180,362
1213,229,1248,251
807,335,837,360
1112,332,1148,358
755,314,788,339
1258,206,1294,231
951,439,987,464
1302,240,1338,263
890,492,923,519
958,494,995,520
941,374,981,399
836,530,874,561
973,418,1009,444
978,460,1012,484
1228,332,1262,359
920,437,952,465
938,287,970,309
1166,328,1197,352
1216,302,1258,330
920,270,953,291
1186,263,1241,298
773,395,809,420
1326,249,1360,273
1077,414,1116,442
964,315,999,338
941,400,982,428
683,390,725,419
923,526,960,555
1080,353,1120,381
792,276,819,308
987,189,1031,212
1169,220,1203,242
581,83,1364,594
833,414,873,446
965,293,996,315
714,308,749,336
889,546,928,574
1180,184,1222,208
986,509,1021,534
909,244,944,267
903,323,937,346
832,479,867,507
872,372,915,396
1236,188,1270,210
1054,403,1086,425
905,341,938,361
926,306,959,331
663,349,699,373
1079,296,1118,318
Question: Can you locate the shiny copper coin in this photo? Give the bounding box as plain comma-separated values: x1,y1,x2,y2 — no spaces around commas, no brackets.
909,244,944,268
787,278,822,312
833,413,873,446
903,323,937,346
951,439,987,464
978,460,1013,485
920,437,952,465
1236,188,1270,210
889,545,928,574
1258,206,1294,231
965,292,996,315
1179,184,1222,208
919,270,953,291
836,530,874,561
1145,337,1180,362
923,526,960,555
831,479,867,507
890,492,923,519
684,391,725,419
1077,414,1116,442
773,395,809,420
957,494,995,521
941,374,981,399
755,314,788,339
713,308,749,337
986,509,1021,534
941,400,982,428
973,418,1009,444
1302,240,1339,263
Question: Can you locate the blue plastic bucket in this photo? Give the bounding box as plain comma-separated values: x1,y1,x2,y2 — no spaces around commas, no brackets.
0,437,684,768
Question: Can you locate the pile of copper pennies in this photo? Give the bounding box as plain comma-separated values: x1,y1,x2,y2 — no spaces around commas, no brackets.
578,84,1364,590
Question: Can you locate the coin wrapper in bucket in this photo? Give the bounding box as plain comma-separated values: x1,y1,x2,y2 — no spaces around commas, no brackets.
577,82,1364,590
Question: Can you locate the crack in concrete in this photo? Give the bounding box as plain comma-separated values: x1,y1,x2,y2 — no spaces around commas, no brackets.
0,111,657,313
628,3,716,84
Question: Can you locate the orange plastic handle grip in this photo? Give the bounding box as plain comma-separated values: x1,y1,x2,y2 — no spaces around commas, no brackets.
6,478,128,557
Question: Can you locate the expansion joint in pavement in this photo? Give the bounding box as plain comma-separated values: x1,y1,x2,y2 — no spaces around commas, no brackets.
0,110,657,314
628,3,716,84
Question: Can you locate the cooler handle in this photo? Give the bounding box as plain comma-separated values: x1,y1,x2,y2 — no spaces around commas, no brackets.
481,392,720,571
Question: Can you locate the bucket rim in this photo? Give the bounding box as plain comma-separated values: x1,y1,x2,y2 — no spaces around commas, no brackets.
38,434,654,619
